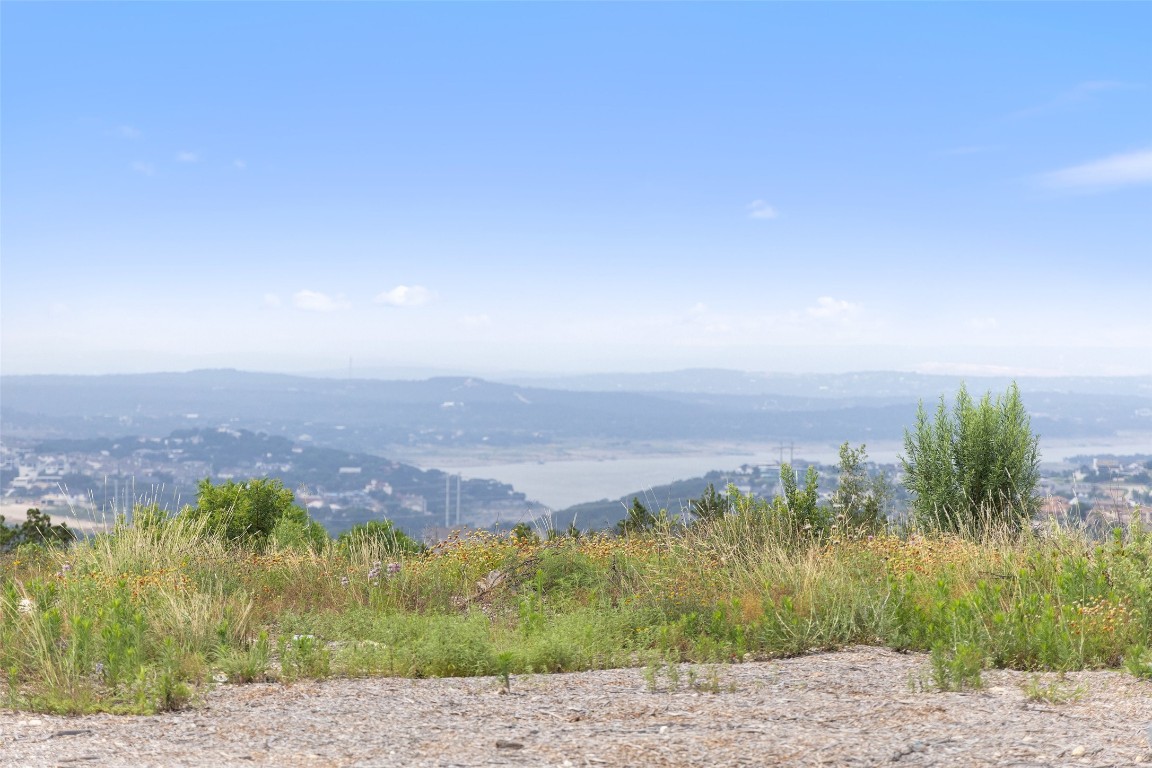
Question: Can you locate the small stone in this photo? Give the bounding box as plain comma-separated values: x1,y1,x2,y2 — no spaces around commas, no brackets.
659,725,669,735
1069,745,1086,757
495,740,523,749
910,740,926,752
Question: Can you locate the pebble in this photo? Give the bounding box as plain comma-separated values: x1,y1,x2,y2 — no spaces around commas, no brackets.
1070,745,1086,757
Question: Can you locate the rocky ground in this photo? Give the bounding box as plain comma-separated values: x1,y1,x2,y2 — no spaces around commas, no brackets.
2,646,1151,767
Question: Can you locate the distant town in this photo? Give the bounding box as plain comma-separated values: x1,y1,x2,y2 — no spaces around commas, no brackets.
0,428,532,539
3,426,1148,540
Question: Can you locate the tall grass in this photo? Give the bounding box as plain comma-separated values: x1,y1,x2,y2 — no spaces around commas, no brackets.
3,505,1150,714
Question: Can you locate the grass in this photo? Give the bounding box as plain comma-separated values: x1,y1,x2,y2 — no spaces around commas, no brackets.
1022,673,1086,703
2,505,1151,714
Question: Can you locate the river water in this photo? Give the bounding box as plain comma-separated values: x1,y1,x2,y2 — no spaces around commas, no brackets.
418,436,1150,510
428,442,896,509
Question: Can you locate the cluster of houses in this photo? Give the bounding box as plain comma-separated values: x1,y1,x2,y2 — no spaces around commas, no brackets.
3,437,1149,536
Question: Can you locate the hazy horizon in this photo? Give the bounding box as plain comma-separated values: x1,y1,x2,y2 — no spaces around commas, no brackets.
4,357,1152,383
3,4,1150,378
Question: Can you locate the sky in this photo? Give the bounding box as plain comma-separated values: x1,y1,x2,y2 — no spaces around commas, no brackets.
2,3,1150,378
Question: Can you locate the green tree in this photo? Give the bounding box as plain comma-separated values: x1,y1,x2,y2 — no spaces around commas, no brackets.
830,443,891,534
182,477,305,546
615,498,658,536
689,483,728,523
902,382,1040,536
0,508,75,552
336,519,421,554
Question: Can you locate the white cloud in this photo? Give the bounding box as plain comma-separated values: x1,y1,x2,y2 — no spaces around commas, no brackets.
805,296,859,320
175,151,200,163
233,159,247,170
374,285,432,307
746,200,779,220
292,290,349,312
1039,148,1152,191
131,161,155,176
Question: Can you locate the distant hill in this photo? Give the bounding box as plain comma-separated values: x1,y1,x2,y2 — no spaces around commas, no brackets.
546,471,733,532
507,368,1152,399
3,369,1147,455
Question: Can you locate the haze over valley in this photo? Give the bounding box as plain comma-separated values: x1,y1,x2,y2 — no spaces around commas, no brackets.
3,368,1149,536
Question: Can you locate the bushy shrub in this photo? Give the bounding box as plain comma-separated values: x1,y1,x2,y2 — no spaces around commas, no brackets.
269,507,330,552
689,484,728,523
615,498,660,535
780,464,830,536
180,478,315,547
336,519,422,555
902,383,1040,536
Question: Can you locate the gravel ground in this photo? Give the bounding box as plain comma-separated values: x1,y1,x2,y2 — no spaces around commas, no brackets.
2,646,1151,767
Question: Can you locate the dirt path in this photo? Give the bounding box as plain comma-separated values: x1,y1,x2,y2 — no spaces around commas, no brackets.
2,646,1150,767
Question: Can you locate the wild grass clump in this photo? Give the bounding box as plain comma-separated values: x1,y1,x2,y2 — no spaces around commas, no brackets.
3,493,1150,714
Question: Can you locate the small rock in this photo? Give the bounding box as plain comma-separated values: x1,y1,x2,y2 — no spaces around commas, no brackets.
910,740,926,752
659,725,669,735
495,740,523,750
1069,745,1086,757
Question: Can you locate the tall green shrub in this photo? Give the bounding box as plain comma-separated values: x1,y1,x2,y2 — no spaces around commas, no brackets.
182,477,310,546
780,463,829,535
902,383,1040,535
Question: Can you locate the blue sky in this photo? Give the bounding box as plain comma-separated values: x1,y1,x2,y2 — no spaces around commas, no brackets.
3,3,1150,377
